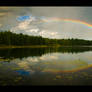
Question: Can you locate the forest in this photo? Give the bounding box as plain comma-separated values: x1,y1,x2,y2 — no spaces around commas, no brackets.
0,31,92,46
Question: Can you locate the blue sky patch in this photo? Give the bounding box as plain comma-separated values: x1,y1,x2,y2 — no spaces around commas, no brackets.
17,15,30,21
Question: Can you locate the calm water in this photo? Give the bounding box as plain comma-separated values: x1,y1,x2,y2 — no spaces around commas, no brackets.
0,47,92,86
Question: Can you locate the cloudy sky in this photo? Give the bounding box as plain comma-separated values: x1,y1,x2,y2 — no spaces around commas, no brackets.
0,7,92,40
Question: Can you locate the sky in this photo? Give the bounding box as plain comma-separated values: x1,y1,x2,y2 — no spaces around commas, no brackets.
0,7,92,40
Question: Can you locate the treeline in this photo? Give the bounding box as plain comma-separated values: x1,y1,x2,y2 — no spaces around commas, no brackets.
0,31,92,46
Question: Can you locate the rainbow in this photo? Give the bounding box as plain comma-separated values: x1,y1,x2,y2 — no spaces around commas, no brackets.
42,17,92,28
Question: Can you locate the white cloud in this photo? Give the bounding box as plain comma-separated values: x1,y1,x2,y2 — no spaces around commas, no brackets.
38,30,58,38
50,32,58,36
18,21,30,30
16,16,36,30
28,29,39,33
11,16,39,34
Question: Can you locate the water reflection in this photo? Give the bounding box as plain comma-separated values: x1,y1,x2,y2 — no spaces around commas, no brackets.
1,47,92,72
8,51,92,72
0,46,92,59
0,47,92,85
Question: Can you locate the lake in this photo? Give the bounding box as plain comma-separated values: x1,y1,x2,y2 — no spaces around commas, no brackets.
0,47,92,86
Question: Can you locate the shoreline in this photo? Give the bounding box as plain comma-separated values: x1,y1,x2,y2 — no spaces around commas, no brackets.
0,45,92,49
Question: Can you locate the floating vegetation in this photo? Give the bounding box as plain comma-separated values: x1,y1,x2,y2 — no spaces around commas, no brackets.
0,58,10,62
56,75,62,79
81,72,89,76
14,77,22,82
11,67,21,71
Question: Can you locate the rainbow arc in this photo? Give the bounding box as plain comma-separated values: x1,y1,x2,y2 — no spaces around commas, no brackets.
42,17,92,28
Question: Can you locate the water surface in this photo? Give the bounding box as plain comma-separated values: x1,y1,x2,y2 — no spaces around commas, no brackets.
0,47,92,85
